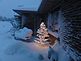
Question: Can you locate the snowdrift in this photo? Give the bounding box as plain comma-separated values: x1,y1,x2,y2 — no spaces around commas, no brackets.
0,21,13,34
15,27,33,40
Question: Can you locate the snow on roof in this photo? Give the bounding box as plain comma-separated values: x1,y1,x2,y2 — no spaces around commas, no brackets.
14,7,37,11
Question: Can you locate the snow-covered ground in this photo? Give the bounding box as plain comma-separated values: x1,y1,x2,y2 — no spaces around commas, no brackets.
0,21,13,34
52,42,70,61
0,21,73,61
0,21,50,61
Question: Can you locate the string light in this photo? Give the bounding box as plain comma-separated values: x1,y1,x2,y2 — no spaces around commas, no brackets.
34,22,50,45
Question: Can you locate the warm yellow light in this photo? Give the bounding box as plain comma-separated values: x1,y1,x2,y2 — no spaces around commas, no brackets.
34,42,49,49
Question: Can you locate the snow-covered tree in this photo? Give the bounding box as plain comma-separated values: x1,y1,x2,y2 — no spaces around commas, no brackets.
34,22,50,45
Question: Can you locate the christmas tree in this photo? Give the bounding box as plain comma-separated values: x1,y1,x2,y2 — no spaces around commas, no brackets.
34,22,50,45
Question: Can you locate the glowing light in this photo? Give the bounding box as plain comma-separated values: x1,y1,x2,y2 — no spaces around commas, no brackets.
34,22,50,45
34,42,49,49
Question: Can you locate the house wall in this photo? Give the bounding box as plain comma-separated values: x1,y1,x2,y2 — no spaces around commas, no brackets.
21,15,28,28
47,0,81,60
47,11,59,32
47,10,59,45
58,0,81,60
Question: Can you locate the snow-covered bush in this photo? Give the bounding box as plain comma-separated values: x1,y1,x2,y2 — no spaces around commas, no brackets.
15,27,33,40
10,18,20,29
0,16,20,36
0,16,13,22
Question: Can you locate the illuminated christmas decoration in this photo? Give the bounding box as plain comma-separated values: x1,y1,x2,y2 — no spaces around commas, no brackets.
34,22,50,45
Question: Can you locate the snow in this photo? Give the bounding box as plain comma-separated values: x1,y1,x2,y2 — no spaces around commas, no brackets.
0,0,42,18
15,27,33,40
0,21,13,34
50,41,71,61
0,21,49,61
0,21,73,61
48,46,58,61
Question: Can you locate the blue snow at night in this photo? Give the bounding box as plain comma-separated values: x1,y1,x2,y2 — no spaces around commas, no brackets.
0,0,80,61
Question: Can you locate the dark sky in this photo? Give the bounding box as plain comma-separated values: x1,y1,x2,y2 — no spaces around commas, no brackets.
0,0,42,18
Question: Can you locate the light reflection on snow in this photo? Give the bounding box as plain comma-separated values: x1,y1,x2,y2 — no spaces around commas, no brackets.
34,43,49,49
